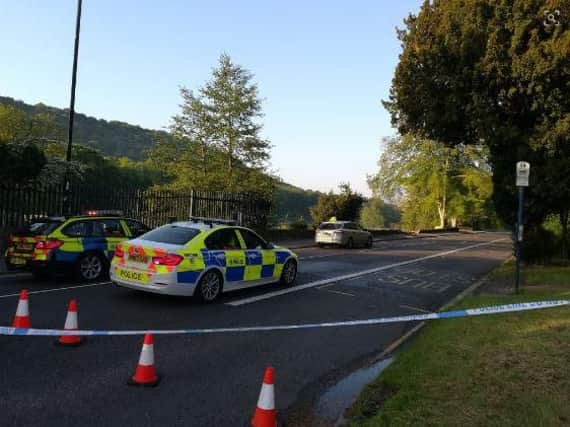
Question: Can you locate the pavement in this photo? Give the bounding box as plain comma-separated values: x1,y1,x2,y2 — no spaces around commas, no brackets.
0,232,511,426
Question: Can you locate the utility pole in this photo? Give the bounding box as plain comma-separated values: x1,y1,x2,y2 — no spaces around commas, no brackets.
63,0,83,214
514,161,530,293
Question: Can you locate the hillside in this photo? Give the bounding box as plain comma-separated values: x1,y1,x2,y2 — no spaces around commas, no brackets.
1,95,322,223
273,182,321,223
0,95,169,160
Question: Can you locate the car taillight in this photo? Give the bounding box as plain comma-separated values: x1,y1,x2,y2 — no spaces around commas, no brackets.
152,253,183,266
114,244,124,258
35,239,63,250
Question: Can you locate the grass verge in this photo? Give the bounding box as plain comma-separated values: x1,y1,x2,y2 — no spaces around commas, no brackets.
344,262,570,426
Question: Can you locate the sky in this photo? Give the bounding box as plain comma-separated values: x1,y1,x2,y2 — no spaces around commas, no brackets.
0,0,423,195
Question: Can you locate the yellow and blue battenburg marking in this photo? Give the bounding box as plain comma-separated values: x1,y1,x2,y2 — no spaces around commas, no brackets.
173,249,293,284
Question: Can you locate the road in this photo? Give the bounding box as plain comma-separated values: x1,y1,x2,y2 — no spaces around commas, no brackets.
0,232,510,426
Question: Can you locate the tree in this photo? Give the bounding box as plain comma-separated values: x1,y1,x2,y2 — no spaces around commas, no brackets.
360,198,385,229
160,54,273,194
383,0,569,255
310,192,339,226
310,184,364,225
369,135,495,231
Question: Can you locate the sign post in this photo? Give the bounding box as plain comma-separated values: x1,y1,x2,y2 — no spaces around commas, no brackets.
515,161,530,293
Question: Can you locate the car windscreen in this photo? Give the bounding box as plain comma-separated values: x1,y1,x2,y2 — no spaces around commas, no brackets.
13,220,64,237
139,225,200,245
318,223,342,230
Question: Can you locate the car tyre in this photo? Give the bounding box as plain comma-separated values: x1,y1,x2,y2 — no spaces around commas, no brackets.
195,270,223,303
366,236,373,248
280,259,297,286
75,252,107,282
346,238,354,249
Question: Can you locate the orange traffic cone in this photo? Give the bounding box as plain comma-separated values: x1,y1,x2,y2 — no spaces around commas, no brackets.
57,300,83,346
128,333,160,387
12,289,31,328
251,367,277,427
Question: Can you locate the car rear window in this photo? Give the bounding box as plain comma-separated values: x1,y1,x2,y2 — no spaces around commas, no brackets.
319,223,342,230
13,220,63,237
139,225,200,245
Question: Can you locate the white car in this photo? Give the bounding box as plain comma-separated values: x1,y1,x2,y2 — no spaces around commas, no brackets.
315,221,373,248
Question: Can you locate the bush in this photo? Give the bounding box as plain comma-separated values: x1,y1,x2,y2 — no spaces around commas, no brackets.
289,218,309,231
520,227,560,264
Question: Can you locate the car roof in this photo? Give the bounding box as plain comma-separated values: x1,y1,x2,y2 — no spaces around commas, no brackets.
321,221,350,224
170,221,230,230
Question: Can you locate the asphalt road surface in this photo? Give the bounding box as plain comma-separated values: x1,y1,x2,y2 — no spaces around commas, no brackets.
0,232,511,426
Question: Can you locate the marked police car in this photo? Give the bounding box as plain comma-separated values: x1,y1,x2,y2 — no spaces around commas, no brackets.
110,218,298,302
5,211,150,281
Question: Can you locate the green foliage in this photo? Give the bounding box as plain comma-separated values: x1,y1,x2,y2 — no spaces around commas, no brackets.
289,217,309,231
0,141,46,184
521,226,561,265
360,198,385,230
164,54,272,194
272,182,321,224
310,184,364,225
0,96,167,159
369,135,495,231
384,0,569,255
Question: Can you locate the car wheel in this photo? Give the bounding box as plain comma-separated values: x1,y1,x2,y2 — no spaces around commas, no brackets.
280,259,297,286
195,270,223,303
318,243,325,248
76,252,107,282
346,238,354,249
366,236,373,248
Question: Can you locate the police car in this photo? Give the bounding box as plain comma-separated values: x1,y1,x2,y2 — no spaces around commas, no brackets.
5,211,150,281
110,218,298,302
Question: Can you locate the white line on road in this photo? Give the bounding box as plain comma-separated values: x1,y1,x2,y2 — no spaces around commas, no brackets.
0,281,110,299
400,304,431,314
321,289,355,297
227,238,508,306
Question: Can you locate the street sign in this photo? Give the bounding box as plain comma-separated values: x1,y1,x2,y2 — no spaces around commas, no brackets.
516,161,530,187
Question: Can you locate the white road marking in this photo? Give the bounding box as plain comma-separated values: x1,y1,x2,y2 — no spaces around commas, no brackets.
0,281,110,299
227,238,507,306
321,289,355,297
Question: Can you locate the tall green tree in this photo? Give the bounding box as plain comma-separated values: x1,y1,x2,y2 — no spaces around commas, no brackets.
383,0,569,253
369,135,494,230
160,54,273,194
360,197,385,229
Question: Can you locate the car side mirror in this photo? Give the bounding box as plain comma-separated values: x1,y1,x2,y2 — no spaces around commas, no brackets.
265,242,275,250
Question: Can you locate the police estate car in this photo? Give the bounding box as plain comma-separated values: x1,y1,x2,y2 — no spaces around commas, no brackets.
110,219,298,302
5,212,150,281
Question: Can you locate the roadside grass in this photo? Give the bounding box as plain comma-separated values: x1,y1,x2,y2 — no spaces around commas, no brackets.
344,263,570,427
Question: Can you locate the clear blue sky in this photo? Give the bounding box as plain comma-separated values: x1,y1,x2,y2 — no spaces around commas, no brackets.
1,0,422,195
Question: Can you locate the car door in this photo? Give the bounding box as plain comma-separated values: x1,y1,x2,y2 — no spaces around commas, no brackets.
90,219,128,261
203,228,246,288
351,222,368,246
237,228,272,284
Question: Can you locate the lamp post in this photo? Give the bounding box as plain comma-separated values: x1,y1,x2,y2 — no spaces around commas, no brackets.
514,161,530,293
63,0,83,214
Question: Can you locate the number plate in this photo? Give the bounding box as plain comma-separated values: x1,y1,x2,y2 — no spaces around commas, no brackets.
128,254,149,264
16,243,34,251
10,257,26,266
116,267,149,283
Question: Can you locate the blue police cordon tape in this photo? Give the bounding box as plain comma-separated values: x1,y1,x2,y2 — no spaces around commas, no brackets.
1,299,568,337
